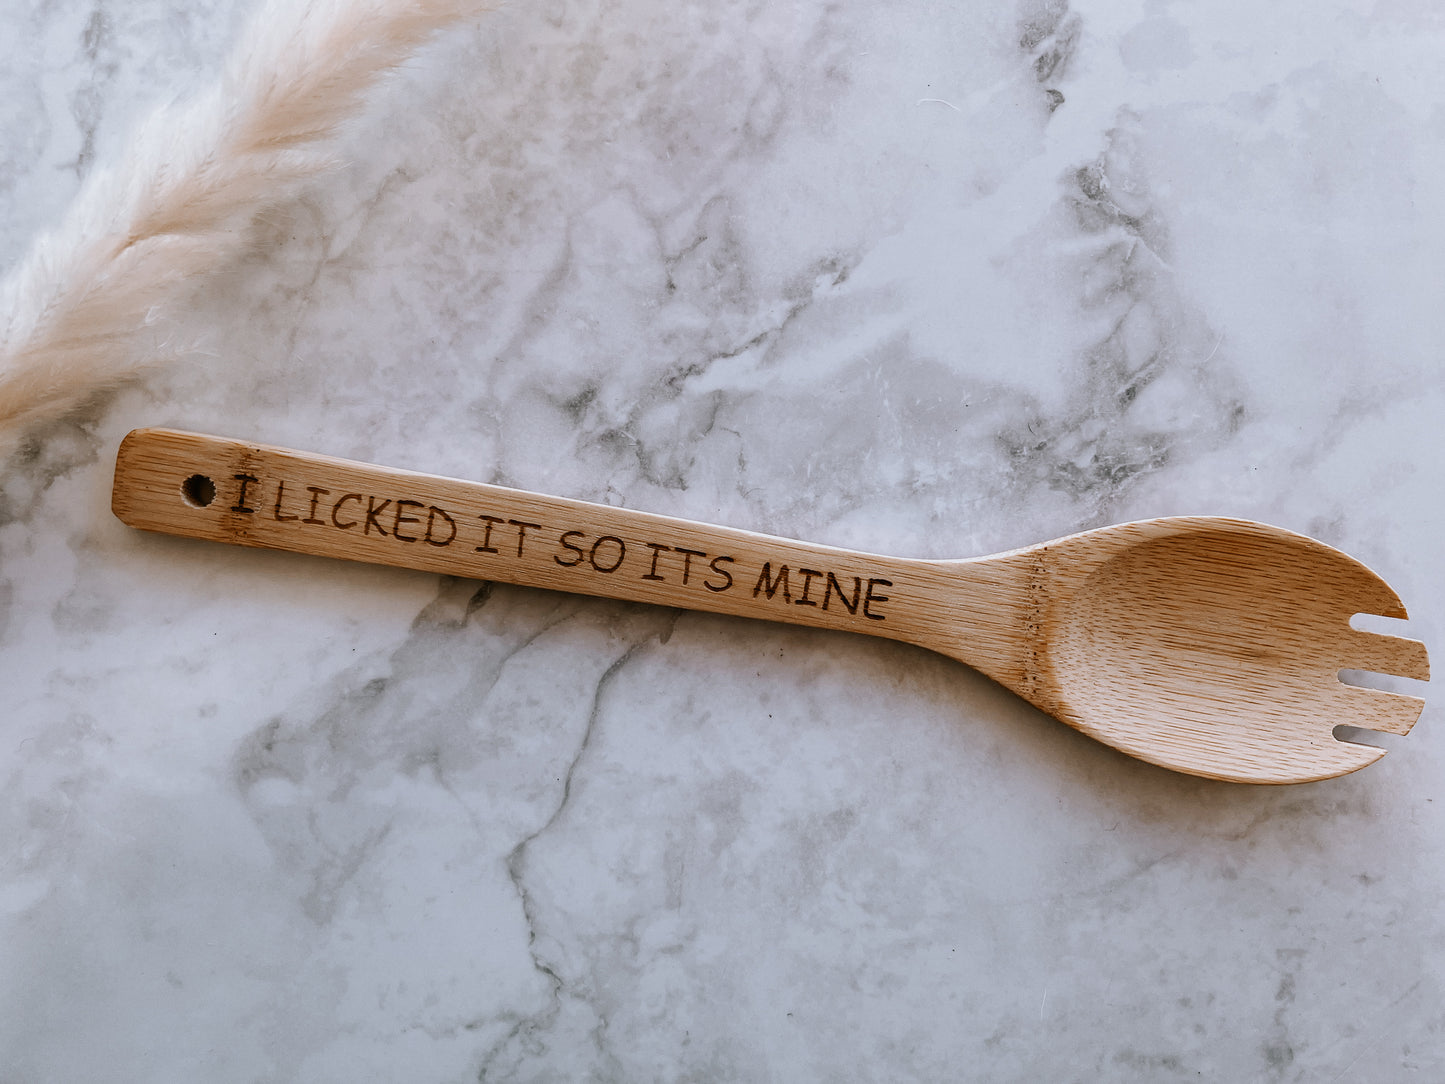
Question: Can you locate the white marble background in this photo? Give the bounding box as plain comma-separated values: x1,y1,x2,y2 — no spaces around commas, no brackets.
2,0,1443,1079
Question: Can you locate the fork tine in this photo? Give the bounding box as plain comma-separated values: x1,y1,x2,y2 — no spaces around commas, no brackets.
1336,685,1427,736
1341,630,1431,682
1318,544,1410,618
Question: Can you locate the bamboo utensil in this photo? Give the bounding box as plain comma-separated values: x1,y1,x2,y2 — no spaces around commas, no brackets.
112,428,1429,784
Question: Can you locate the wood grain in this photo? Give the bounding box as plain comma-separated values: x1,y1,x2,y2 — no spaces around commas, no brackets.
112,427,1430,785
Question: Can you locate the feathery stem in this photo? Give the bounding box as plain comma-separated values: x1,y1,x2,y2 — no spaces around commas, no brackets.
0,0,492,455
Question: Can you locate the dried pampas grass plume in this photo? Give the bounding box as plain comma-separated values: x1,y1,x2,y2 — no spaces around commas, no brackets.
0,0,493,457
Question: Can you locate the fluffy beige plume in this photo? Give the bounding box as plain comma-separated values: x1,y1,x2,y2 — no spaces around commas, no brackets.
0,0,492,455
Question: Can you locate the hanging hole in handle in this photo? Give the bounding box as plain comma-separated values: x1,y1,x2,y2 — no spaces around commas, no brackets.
181,473,216,508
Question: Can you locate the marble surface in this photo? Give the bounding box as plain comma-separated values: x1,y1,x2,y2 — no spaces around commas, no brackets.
2,0,1443,1079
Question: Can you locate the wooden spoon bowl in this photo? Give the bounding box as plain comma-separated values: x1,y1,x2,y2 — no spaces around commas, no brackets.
1033,522,1429,782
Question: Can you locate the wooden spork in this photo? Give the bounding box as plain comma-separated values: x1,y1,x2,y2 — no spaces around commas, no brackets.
112,428,1430,784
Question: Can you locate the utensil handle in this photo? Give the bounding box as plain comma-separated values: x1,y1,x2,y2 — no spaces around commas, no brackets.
113,428,951,643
